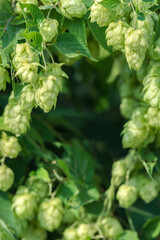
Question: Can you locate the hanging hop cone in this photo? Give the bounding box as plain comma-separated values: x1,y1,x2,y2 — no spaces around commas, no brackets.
0,164,14,192
90,0,116,27
0,131,21,159
18,84,35,114
106,21,129,52
125,28,149,71
40,18,59,42
3,93,31,136
38,197,63,232
12,186,37,220
116,184,138,208
100,217,123,239
60,0,87,20
63,227,78,240
0,66,10,91
77,223,94,240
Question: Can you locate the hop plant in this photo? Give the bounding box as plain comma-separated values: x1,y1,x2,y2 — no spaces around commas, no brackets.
116,184,138,208
60,0,87,20
63,227,78,240
125,28,149,71
3,93,31,136
37,197,63,232
100,217,123,239
0,66,10,91
40,18,59,42
106,21,129,52
26,176,49,200
18,84,35,113
146,107,160,129
0,131,21,158
15,62,38,85
12,186,37,220
77,223,94,240
112,160,127,186
90,0,116,27
0,164,14,191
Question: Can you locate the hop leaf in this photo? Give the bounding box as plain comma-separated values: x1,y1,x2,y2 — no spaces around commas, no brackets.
0,66,10,91
116,184,138,208
0,131,21,159
60,0,87,20
38,197,63,232
0,164,14,191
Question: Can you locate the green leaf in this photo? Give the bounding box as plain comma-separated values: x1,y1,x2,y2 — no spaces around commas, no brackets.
19,3,44,28
30,167,51,182
137,12,145,21
138,150,157,179
54,32,97,61
78,185,100,205
99,0,121,10
142,216,160,239
154,15,160,44
13,83,25,99
0,0,12,41
23,31,43,52
116,230,139,240
57,181,79,205
64,19,87,43
143,0,153,2
0,192,16,230
0,219,16,240
83,0,94,7
87,20,112,53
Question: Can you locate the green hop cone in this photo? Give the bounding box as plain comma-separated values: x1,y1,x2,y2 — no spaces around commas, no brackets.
90,0,116,27
0,164,14,191
15,0,38,14
13,43,39,69
139,177,158,203
106,21,129,52
112,160,126,186
77,223,94,240
60,0,87,19
18,84,35,113
125,28,149,71
116,184,138,208
3,93,31,136
146,107,160,129
100,217,123,239
63,208,78,224
63,227,78,240
20,223,47,240
40,18,59,42
15,62,38,85
38,197,63,232
0,131,21,158
151,38,160,60
0,66,10,91
12,186,37,220
26,176,49,200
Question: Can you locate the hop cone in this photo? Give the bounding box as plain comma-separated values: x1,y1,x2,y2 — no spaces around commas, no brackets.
26,176,49,200
106,21,129,52
40,18,59,42
60,0,87,20
100,217,123,239
90,0,116,27
15,0,38,14
3,93,31,136
133,0,157,11
63,227,78,240
18,84,35,113
0,66,10,91
38,197,63,232
15,62,38,85
77,223,94,240
139,177,158,203
112,160,127,186
12,187,37,220
125,28,149,71
0,164,14,191
0,131,21,158
116,184,138,208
